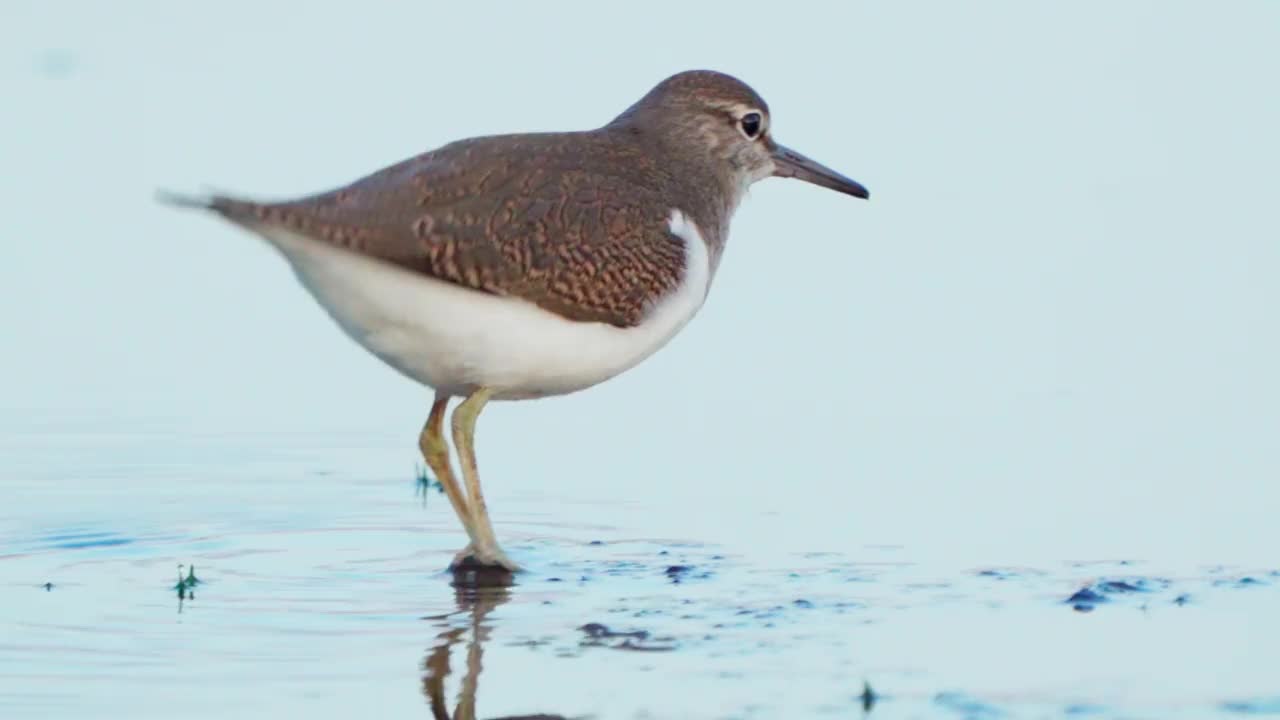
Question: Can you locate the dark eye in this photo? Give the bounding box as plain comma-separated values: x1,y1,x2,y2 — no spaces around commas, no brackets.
739,112,763,139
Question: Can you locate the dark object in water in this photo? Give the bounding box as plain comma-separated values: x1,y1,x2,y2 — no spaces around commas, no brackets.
860,681,878,712
579,623,648,640
1096,580,1142,593
578,623,676,652
1067,586,1105,612
1212,576,1267,589
1067,577,1176,612
616,638,675,652
661,564,713,583
1066,587,1107,604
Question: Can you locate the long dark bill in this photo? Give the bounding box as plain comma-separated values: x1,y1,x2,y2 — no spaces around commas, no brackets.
771,142,869,199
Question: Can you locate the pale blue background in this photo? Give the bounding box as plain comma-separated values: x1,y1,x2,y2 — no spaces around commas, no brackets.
7,0,1277,562
2,3,1278,715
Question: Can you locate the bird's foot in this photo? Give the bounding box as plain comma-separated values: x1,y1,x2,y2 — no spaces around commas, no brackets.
449,543,521,576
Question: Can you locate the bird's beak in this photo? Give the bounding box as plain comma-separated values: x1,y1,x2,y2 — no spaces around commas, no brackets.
770,141,869,199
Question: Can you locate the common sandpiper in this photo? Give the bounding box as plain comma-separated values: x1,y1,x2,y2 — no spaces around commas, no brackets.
162,69,869,575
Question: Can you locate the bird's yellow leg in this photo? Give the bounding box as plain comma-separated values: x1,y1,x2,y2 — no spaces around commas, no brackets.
419,393,480,552
451,386,520,572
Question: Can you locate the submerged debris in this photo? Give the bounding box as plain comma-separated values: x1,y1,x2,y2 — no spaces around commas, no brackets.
579,623,648,640
859,681,878,712
1065,577,1168,611
1096,580,1143,593
173,563,202,605
578,623,675,652
663,564,712,583
1066,587,1106,605
1214,576,1267,589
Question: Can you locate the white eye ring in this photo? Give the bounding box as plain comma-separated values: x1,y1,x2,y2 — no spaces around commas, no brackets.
739,111,764,140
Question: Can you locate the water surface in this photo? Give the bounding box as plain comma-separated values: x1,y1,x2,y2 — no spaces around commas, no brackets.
3,425,1277,719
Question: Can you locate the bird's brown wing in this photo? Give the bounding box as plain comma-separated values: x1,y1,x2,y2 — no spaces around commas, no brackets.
209,134,687,328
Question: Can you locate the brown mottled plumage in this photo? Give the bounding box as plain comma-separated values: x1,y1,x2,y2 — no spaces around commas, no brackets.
203,71,773,327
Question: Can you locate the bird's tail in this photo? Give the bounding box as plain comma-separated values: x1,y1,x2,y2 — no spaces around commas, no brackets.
155,188,216,210
155,188,266,227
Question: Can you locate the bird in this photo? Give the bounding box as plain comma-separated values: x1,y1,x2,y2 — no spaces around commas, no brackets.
161,69,869,574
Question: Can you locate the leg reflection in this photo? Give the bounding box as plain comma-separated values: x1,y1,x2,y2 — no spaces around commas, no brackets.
422,576,570,720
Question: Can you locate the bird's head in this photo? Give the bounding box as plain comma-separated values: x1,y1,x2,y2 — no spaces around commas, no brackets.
611,70,869,204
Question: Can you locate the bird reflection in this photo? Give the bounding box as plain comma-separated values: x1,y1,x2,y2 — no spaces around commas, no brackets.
422,572,571,720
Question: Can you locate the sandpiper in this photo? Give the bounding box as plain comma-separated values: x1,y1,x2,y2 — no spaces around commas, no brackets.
162,69,868,574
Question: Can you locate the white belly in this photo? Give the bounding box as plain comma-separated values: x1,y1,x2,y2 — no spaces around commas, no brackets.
251,209,712,400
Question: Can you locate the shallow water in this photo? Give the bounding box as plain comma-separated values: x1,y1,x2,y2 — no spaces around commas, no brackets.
5,2,1280,717
3,425,1277,720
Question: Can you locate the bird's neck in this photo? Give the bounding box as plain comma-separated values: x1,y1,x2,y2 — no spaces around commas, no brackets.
682,165,741,279
659,147,741,273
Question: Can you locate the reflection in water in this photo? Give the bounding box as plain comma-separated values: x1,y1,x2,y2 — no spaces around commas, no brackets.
422,575,571,720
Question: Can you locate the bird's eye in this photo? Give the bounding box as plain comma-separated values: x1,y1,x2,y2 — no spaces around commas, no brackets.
739,112,763,139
